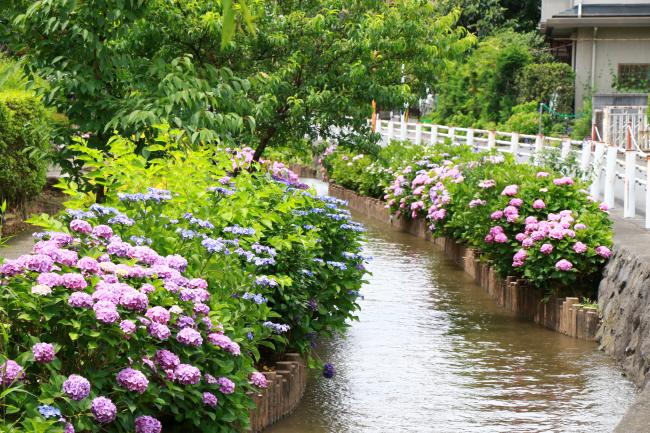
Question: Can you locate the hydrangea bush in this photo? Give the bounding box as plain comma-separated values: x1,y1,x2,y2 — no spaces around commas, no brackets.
328,141,612,296
1,132,369,432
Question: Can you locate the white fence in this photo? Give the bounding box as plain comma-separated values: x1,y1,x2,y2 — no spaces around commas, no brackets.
374,119,650,229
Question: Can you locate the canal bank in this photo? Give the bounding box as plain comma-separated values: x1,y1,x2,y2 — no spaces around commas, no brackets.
263,178,634,433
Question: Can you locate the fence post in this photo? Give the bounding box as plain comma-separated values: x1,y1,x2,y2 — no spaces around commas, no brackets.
535,134,544,156
467,128,475,146
603,144,618,209
624,151,637,218
387,121,394,142
487,130,496,150
561,137,572,159
580,140,592,172
375,119,382,135
448,127,456,144
415,123,422,145
646,156,650,229
510,132,520,156
590,142,606,198
400,119,407,141
430,125,439,145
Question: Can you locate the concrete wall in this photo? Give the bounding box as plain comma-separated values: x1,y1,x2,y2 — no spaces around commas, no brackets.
542,0,573,23
574,26,650,109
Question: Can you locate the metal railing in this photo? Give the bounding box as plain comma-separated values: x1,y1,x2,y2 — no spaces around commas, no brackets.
374,118,650,229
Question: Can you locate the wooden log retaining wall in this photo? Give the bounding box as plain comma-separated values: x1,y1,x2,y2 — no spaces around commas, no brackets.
328,183,600,341
247,353,307,432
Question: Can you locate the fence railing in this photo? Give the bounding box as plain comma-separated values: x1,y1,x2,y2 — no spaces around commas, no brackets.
374,119,650,229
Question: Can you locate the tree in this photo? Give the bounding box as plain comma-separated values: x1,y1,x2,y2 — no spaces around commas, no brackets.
435,0,540,36
223,0,475,159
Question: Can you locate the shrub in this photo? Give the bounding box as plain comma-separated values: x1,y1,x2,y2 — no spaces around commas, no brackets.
0,90,51,205
1,131,368,432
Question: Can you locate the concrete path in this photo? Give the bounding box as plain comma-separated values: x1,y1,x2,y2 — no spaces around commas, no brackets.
0,227,38,260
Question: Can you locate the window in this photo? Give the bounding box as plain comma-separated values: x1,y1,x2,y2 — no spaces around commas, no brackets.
617,64,650,91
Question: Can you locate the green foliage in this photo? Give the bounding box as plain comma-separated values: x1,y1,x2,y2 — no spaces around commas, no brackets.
435,0,540,36
0,90,51,206
572,97,593,140
431,30,576,133
516,63,575,115
218,0,475,158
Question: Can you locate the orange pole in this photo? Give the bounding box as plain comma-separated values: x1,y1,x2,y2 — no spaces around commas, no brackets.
371,100,377,132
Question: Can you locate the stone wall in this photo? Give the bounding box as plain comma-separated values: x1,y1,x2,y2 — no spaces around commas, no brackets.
597,215,650,388
248,354,307,432
329,184,600,341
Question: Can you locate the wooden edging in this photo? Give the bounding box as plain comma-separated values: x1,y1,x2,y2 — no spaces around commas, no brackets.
328,183,600,341
247,353,307,432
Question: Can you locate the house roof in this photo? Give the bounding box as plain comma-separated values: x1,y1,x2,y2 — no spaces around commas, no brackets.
541,3,650,35
555,4,650,18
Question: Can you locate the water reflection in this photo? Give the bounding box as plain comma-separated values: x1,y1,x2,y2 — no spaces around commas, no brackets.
266,180,634,433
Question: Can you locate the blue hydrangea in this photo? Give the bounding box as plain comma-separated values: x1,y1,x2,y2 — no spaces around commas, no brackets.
326,261,347,271
263,321,290,334
223,225,255,236
255,275,278,287
202,237,225,253
242,293,267,304
107,214,135,226
66,209,95,219
38,405,61,419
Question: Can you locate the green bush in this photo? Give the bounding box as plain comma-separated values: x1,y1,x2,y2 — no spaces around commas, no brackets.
0,90,51,205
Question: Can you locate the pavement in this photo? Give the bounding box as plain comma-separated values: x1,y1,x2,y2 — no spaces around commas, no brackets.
0,227,39,260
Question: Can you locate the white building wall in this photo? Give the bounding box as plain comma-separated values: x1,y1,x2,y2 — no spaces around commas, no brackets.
574,26,650,109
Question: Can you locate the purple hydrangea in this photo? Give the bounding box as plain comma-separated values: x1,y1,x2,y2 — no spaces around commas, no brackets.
93,300,120,324
134,415,162,433
32,343,55,363
204,373,218,384
250,372,268,388
70,219,92,234
148,323,171,340
62,374,91,401
217,377,235,394
92,225,114,239
120,320,137,335
68,292,94,308
193,303,210,316
323,363,335,379
0,360,24,386
145,306,170,324
37,272,62,287
77,257,100,274
116,368,149,394
176,315,195,329
64,422,75,433
202,392,218,407
120,289,149,312
155,350,180,370
176,327,203,347
91,396,117,423
61,273,88,291
174,364,201,385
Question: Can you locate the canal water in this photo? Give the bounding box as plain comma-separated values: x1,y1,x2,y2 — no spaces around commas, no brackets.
266,179,636,433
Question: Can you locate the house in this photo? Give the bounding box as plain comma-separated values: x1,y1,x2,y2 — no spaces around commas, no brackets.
540,0,650,113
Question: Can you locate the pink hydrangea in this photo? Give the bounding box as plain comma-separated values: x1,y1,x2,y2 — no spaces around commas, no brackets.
540,243,553,255
77,257,100,274
553,176,574,186
92,225,113,239
148,323,171,340
533,199,545,209
596,246,612,258
37,272,62,287
494,233,508,243
490,211,503,220
573,242,587,254
536,171,550,178
501,185,518,196
509,198,523,207
555,259,573,271
68,292,94,308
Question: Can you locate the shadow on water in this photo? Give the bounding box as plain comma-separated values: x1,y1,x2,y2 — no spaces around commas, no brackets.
265,179,635,433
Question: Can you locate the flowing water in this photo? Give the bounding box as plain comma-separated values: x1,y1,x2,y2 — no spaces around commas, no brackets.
266,179,636,433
